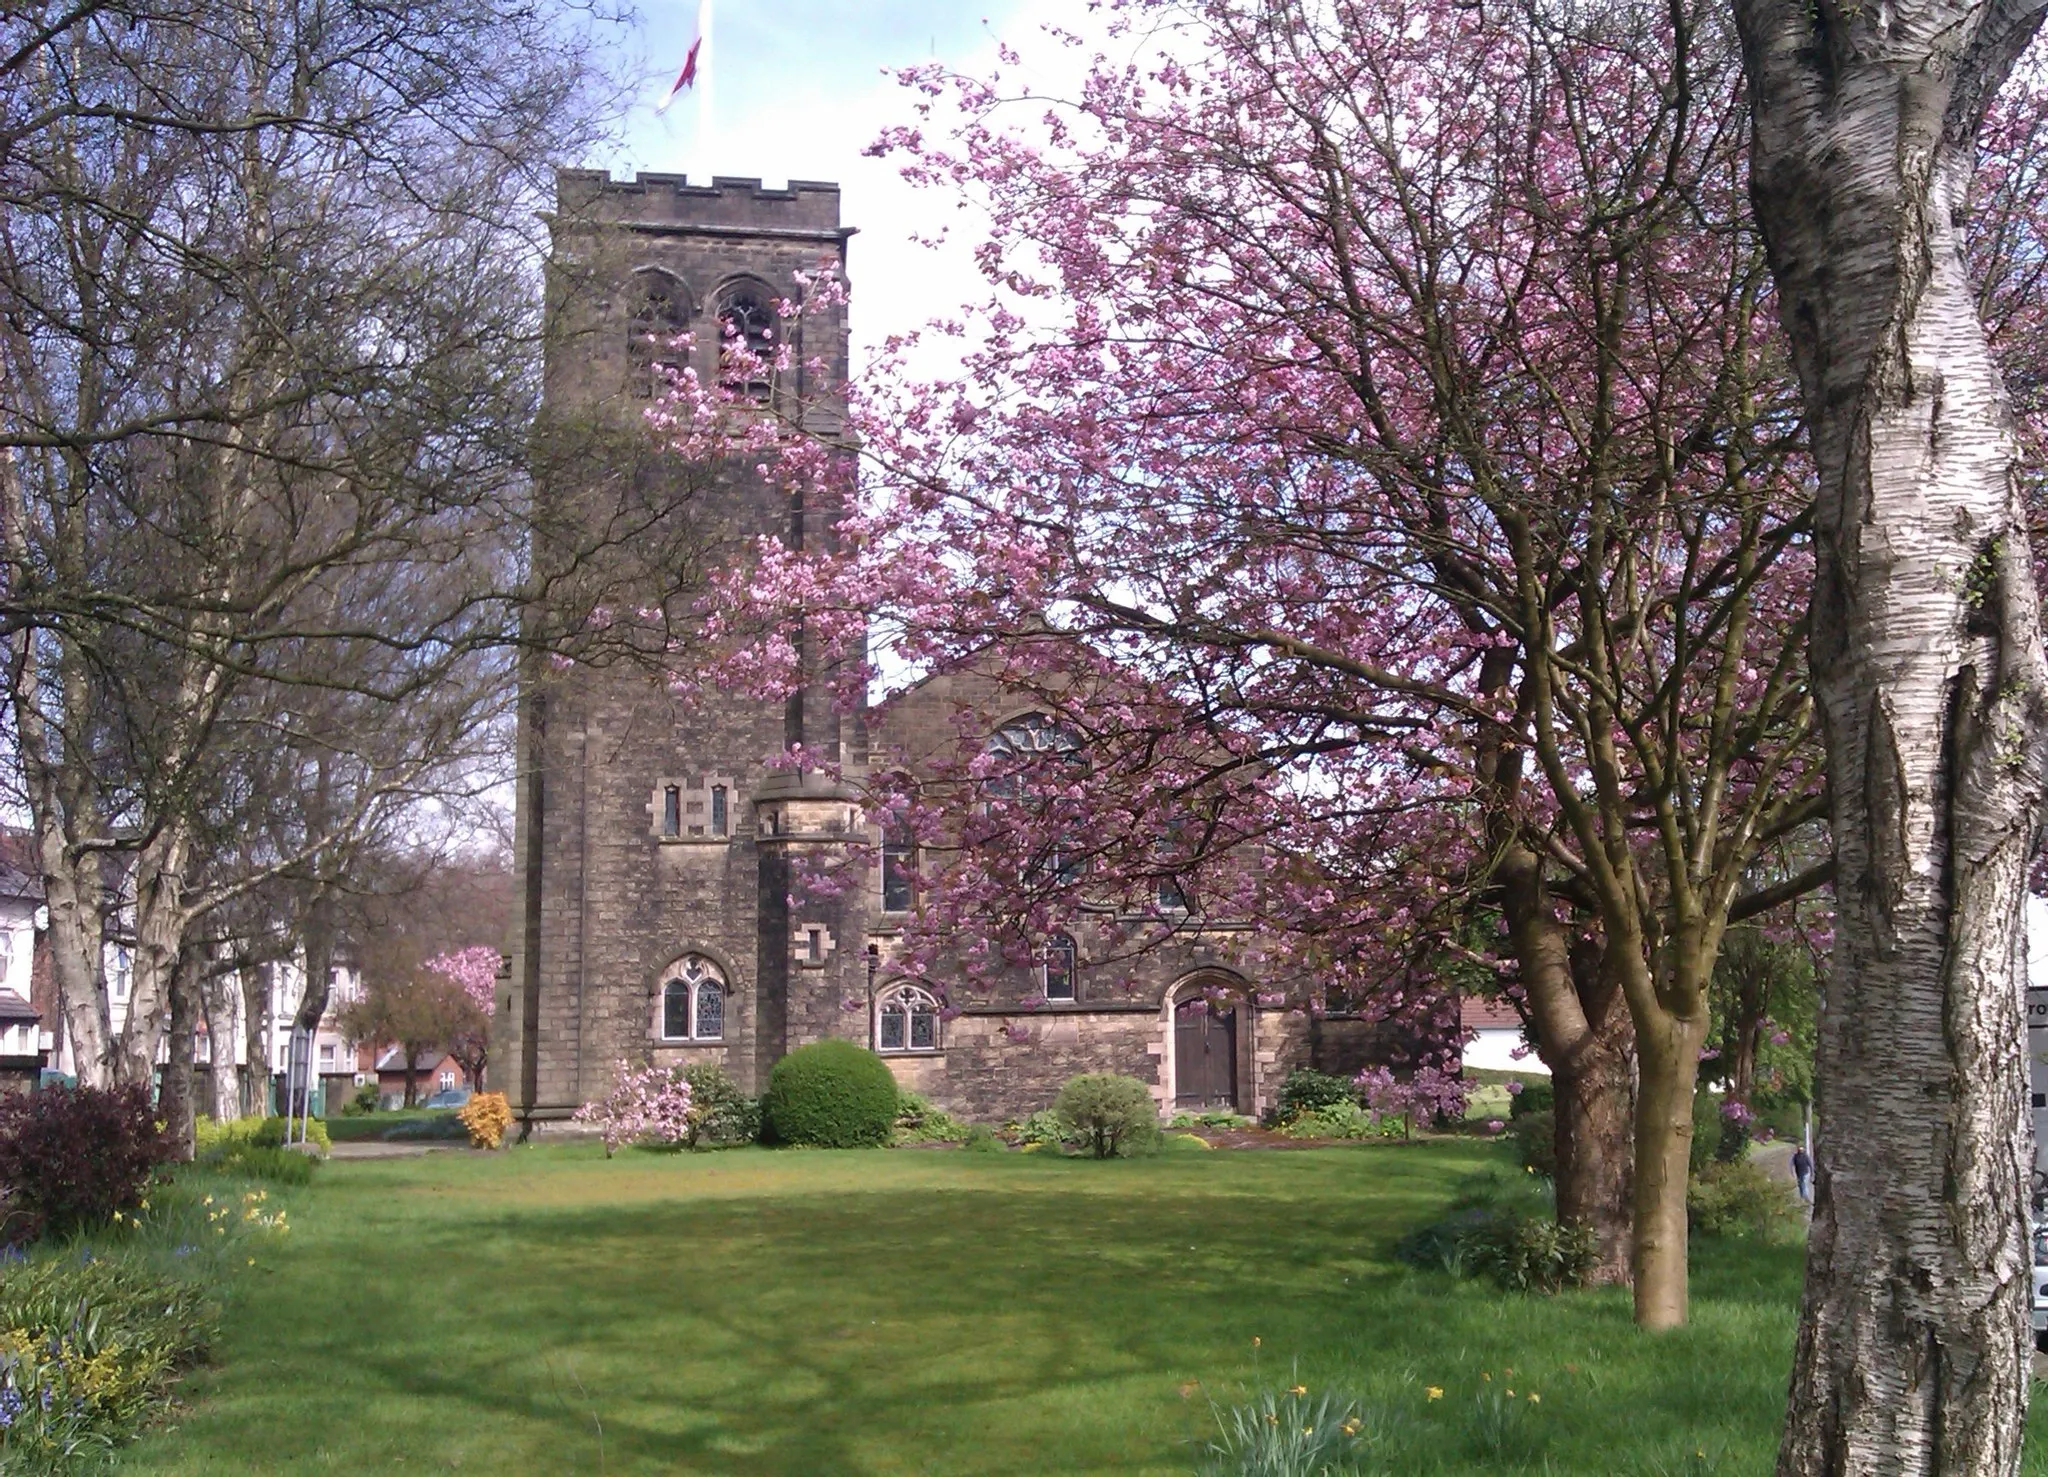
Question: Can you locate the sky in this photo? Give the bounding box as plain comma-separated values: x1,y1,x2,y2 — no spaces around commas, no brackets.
593,0,1081,374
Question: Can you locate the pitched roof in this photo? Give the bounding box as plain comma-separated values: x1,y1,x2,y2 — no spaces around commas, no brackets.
373,1045,451,1073
0,990,41,1024
1460,995,1523,1031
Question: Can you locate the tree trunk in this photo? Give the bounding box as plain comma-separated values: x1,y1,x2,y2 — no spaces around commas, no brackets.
1632,1005,1708,1328
203,966,242,1122
241,963,268,1116
294,887,338,1036
1737,0,2048,1464
1501,847,1636,1283
1551,966,1636,1285
402,1051,419,1108
159,937,202,1162
113,837,190,1086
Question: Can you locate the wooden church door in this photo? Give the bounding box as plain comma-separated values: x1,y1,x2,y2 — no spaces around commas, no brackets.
1174,998,1238,1110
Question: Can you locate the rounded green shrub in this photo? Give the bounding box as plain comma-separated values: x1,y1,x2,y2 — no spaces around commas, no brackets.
762,1039,899,1148
1052,1072,1161,1158
1274,1068,1355,1123
252,1114,331,1152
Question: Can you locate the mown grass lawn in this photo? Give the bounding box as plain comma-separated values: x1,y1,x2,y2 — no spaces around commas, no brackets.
108,1140,2048,1475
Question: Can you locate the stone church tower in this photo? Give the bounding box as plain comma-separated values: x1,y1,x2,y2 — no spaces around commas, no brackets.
496,171,1395,1133
497,172,874,1125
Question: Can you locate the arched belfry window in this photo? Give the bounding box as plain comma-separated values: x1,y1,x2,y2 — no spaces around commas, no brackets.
629,268,692,399
984,713,1085,886
715,281,777,399
659,954,726,1042
876,983,941,1053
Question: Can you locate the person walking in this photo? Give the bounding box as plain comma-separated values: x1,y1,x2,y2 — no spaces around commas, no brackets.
1791,1144,1813,1203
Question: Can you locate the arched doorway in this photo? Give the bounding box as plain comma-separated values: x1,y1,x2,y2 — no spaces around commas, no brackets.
1174,996,1238,1111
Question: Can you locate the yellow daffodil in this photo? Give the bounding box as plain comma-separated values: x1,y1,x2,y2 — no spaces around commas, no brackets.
1528,1393,1540,1404
1252,1336,1261,1348
1288,1384,1307,1396
1426,1387,1443,1401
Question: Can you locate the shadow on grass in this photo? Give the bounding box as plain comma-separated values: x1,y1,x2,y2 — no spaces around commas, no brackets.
117,1145,1817,1476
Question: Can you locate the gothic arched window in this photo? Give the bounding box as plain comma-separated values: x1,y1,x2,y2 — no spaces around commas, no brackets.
659,954,726,1041
877,983,941,1053
628,267,691,400
984,713,1085,886
715,282,777,399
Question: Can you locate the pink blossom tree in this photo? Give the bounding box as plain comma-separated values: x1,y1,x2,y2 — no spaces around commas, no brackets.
572,1061,694,1158
425,947,500,1092
654,0,2048,1330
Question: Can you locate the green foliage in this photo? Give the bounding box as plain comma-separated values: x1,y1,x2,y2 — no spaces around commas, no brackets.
1455,1213,1599,1294
679,1065,760,1149
199,1115,330,1156
0,1254,220,1471
761,1040,899,1149
1170,1110,1256,1129
1506,1081,1553,1120
1008,1110,1077,1150
1506,1110,1555,1179
215,1146,319,1187
1273,1069,1356,1124
893,1092,970,1145
1707,925,1819,1114
1462,1380,1546,1465
341,1081,381,1116
381,1112,469,1143
1396,1168,1591,1293
1689,1094,1723,1176
961,1124,1004,1153
0,1160,298,1471
1051,1073,1161,1159
1279,1102,1400,1141
1160,1132,1214,1153
252,1116,330,1152
1196,1385,1399,1476
1689,1159,1802,1241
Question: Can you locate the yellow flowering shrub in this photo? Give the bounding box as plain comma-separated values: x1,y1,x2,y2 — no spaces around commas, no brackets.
458,1091,513,1150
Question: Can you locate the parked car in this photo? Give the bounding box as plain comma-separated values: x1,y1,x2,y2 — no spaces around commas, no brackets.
2032,1220,2048,1353
421,1088,471,1109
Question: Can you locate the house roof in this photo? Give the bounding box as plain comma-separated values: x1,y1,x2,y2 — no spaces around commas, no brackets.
373,1045,451,1073
0,990,40,1024
1460,995,1523,1031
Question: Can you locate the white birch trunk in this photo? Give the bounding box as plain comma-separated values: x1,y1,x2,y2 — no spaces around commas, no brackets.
1736,0,2048,1465
203,965,243,1122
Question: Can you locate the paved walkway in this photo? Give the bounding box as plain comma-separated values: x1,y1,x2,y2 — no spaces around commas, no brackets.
326,1141,459,1160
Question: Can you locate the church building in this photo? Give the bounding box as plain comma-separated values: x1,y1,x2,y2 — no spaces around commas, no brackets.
496,171,1391,1131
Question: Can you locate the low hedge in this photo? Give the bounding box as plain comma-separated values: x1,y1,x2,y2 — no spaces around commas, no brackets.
762,1040,899,1148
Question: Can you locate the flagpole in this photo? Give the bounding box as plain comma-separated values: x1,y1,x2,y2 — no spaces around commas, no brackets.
695,0,714,182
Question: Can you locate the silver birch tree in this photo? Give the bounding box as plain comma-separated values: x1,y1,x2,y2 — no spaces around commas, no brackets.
1732,0,2048,1467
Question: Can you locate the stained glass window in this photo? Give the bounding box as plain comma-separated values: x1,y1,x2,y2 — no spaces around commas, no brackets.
694,980,724,1040
660,955,727,1040
877,984,941,1054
